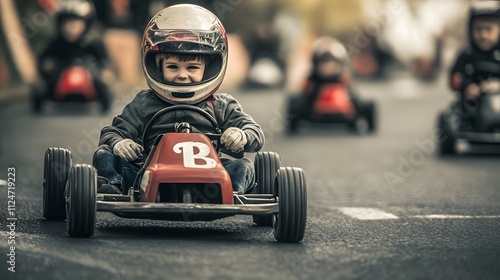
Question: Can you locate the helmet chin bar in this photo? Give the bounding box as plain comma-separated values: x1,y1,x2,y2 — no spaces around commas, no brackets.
172,92,195,98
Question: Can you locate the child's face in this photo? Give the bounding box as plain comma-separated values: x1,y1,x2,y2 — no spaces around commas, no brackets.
61,18,86,43
317,60,343,78
472,19,500,51
162,57,206,84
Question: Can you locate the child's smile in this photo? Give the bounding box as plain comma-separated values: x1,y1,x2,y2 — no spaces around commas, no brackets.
162,57,206,83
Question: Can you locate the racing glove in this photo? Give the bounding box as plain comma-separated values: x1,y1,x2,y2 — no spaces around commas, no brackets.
113,139,144,162
221,127,247,153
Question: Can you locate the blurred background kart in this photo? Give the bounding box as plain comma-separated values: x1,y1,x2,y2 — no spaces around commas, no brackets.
286,83,376,134
31,59,111,113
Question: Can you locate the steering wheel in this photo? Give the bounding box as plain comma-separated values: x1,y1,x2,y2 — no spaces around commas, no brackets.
142,104,221,156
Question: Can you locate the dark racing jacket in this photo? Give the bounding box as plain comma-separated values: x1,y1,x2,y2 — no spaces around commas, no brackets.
450,47,500,96
38,36,109,81
98,90,265,155
450,11,500,95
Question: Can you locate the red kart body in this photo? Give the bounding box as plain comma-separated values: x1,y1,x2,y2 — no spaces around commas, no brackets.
140,133,234,204
54,66,97,101
94,131,279,222
312,84,356,118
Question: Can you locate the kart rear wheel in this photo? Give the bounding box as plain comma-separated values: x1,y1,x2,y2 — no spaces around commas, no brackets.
43,148,72,220
99,93,111,114
66,164,97,237
438,113,456,155
253,151,281,226
355,102,376,134
287,117,299,133
273,167,307,243
366,102,377,132
286,95,303,134
31,92,43,113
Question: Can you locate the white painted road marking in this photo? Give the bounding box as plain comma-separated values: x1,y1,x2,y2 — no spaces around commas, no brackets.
412,214,500,219
336,208,500,220
338,207,399,220
0,179,7,187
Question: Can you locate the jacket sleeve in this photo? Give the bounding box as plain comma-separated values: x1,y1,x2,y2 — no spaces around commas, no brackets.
99,92,145,148
450,51,474,92
218,94,265,153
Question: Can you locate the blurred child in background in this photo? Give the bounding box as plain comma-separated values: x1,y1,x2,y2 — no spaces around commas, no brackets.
449,1,500,128
31,0,112,112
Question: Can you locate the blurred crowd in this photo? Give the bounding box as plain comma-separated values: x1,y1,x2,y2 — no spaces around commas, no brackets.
0,0,470,94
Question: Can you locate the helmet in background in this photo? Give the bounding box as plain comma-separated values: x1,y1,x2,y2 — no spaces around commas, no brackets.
56,0,94,23
470,0,500,19
55,0,95,39
311,37,349,68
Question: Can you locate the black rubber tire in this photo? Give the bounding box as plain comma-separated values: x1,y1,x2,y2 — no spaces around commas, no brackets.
100,93,111,114
354,102,376,134
286,95,302,133
287,117,299,133
31,92,43,113
43,148,72,220
253,151,281,226
366,101,377,132
438,113,456,155
273,167,307,243
66,164,97,238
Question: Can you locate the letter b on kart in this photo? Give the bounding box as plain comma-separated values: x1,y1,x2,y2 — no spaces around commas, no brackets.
173,141,217,168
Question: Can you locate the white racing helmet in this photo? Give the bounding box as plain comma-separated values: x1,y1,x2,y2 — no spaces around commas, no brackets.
312,36,349,67
142,4,228,104
56,0,95,19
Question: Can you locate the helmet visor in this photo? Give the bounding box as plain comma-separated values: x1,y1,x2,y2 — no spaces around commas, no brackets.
146,29,226,52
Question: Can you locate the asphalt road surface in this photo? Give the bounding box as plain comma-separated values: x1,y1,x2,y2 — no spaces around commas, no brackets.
1,72,499,280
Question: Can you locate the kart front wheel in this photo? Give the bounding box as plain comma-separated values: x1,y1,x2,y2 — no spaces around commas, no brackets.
273,167,307,243
253,151,281,226
355,101,376,134
31,92,43,113
286,95,303,134
66,164,97,237
438,113,456,155
287,117,299,133
366,102,377,132
43,148,72,220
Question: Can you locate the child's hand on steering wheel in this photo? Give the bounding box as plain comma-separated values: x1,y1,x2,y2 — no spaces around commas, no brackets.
113,139,144,162
221,127,247,153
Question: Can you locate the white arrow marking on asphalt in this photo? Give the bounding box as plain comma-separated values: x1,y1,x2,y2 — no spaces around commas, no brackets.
338,207,399,220
412,214,500,219
0,179,7,187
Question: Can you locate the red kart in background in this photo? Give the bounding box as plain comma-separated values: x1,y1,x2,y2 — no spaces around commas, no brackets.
31,62,111,113
42,105,307,243
286,83,376,134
